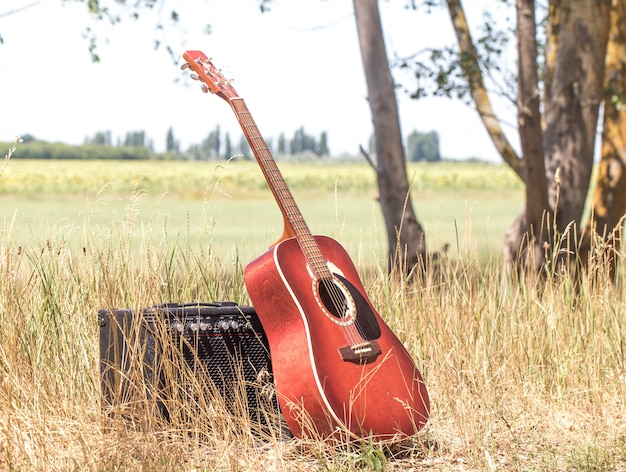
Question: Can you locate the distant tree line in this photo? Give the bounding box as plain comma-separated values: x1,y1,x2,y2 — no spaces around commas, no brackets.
406,130,440,162
83,129,155,152
6,126,331,161
186,125,330,160
5,133,152,160
7,127,440,161
368,129,441,162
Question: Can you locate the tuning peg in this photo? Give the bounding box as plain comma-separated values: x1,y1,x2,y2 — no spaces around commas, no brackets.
180,62,190,71
200,83,210,93
218,77,234,88
190,73,200,81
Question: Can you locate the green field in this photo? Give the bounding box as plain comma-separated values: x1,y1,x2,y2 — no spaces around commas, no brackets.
0,159,524,267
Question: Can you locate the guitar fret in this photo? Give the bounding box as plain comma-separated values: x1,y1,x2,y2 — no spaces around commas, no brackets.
229,97,330,278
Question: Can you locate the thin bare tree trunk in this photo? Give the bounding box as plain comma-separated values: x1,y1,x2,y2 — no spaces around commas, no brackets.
504,0,550,274
517,0,548,235
353,0,426,275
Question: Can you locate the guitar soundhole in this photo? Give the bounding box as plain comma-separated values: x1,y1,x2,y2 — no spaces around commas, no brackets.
314,274,382,340
316,277,355,326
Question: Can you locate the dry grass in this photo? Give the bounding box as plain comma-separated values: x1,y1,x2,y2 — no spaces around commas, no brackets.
0,161,625,470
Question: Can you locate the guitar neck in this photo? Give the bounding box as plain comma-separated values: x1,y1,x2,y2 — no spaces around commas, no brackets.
230,97,331,279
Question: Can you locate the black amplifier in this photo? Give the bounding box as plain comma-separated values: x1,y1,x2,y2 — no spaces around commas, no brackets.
98,301,280,435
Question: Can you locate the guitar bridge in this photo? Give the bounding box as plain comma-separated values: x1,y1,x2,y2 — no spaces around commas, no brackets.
339,341,382,364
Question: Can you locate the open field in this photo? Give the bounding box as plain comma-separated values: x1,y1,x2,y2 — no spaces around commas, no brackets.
0,159,524,267
2,159,626,471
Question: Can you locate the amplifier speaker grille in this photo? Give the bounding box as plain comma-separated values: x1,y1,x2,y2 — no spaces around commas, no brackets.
98,302,282,436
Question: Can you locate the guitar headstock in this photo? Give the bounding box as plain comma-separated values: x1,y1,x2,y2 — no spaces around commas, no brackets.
181,50,239,102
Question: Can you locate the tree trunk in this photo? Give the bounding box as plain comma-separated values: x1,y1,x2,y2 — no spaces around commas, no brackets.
353,0,426,275
542,0,611,264
583,0,626,279
503,0,550,274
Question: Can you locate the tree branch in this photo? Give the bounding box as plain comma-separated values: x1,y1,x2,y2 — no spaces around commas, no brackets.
445,0,525,182
0,1,40,19
359,144,378,172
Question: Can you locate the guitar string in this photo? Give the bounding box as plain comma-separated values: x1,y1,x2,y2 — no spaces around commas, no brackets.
232,99,365,346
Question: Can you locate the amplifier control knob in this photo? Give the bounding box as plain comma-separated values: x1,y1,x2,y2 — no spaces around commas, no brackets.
173,322,185,333
230,320,240,330
218,320,231,331
199,322,209,331
189,322,199,332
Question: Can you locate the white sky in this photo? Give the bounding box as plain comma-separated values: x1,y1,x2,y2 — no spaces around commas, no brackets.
0,0,517,160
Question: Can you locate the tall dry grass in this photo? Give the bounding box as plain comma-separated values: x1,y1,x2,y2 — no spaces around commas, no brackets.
1,189,626,471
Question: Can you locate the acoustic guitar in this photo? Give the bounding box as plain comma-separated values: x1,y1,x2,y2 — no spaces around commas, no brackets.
182,50,429,441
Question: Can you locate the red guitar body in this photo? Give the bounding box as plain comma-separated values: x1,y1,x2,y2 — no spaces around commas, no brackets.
245,235,430,441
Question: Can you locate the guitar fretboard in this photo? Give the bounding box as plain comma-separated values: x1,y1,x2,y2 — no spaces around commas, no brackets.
230,98,331,280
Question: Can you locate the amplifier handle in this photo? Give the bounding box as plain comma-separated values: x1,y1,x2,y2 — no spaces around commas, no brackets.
153,301,239,310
